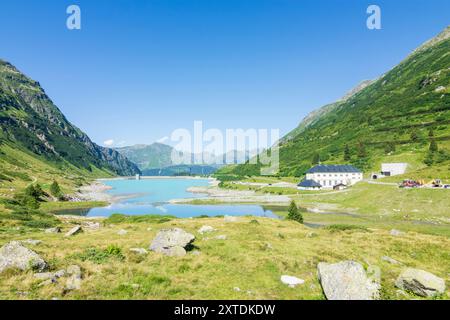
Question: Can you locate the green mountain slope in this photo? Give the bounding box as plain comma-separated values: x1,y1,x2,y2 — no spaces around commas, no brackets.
0,59,141,181
221,26,450,178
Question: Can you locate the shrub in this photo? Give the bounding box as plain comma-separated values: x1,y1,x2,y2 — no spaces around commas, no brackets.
74,245,125,264
287,201,303,224
22,219,57,229
50,181,64,200
325,224,369,233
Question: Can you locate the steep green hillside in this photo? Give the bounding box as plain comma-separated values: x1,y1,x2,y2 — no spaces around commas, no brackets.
0,59,140,179
222,26,450,177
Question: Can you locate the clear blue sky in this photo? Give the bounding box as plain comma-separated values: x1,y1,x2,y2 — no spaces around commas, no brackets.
1,0,449,147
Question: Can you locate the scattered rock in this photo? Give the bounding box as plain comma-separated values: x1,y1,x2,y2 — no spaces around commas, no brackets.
215,235,227,240
149,228,195,257
45,227,61,234
65,265,82,291
382,256,400,264
0,241,48,273
54,269,66,278
390,229,404,236
306,232,318,238
191,250,201,256
224,216,239,222
34,269,66,284
66,265,82,277
66,275,82,291
117,229,128,236
146,227,152,231
233,287,241,292
435,85,446,92
198,225,215,234
39,278,57,287
281,275,305,288
65,226,83,237
395,268,445,297
129,248,148,255
84,222,101,230
21,239,42,246
34,272,55,281
317,261,380,300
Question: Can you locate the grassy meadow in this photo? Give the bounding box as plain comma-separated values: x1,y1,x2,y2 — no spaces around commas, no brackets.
0,215,448,300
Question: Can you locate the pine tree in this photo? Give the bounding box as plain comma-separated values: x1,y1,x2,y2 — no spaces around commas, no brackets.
428,128,435,138
287,200,303,224
50,181,64,200
357,141,366,158
384,142,395,154
344,144,351,161
429,139,438,153
312,153,320,165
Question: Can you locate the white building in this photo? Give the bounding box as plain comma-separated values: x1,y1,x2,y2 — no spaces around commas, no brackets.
304,165,363,189
381,163,408,177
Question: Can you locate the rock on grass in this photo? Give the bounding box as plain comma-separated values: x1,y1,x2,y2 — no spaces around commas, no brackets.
0,241,48,273
395,268,445,297
149,228,195,257
317,261,380,300
65,226,83,237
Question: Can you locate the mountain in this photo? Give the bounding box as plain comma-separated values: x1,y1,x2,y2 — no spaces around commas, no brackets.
221,26,450,177
282,79,376,142
0,59,140,177
116,143,253,171
115,143,174,170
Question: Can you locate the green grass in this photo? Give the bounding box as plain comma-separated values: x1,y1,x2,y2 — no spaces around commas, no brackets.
104,214,175,224
0,215,448,300
40,201,108,213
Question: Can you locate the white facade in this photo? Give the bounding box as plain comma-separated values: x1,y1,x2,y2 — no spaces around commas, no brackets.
381,163,407,176
306,171,363,189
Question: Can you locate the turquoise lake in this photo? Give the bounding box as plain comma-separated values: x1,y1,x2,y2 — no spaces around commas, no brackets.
58,178,279,218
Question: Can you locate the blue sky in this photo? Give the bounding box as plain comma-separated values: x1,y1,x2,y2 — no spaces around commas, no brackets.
1,0,449,148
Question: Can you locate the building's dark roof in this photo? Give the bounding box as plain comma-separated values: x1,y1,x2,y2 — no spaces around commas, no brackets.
297,179,322,188
306,164,361,174
333,183,347,188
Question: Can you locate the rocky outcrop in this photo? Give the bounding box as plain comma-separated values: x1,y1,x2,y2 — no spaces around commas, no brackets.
0,241,48,273
149,228,195,257
395,268,445,297
317,261,380,300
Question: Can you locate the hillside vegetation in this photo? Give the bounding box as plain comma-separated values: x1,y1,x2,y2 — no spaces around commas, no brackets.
221,26,450,177
0,59,140,180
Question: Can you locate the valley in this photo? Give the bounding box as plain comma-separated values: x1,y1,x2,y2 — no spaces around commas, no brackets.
0,25,449,300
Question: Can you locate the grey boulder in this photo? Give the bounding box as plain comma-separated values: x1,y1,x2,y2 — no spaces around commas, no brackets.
65,265,82,291
149,228,195,257
395,268,445,297
45,227,61,234
317,261,380,300
65,226,83,237
0,241,48,273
